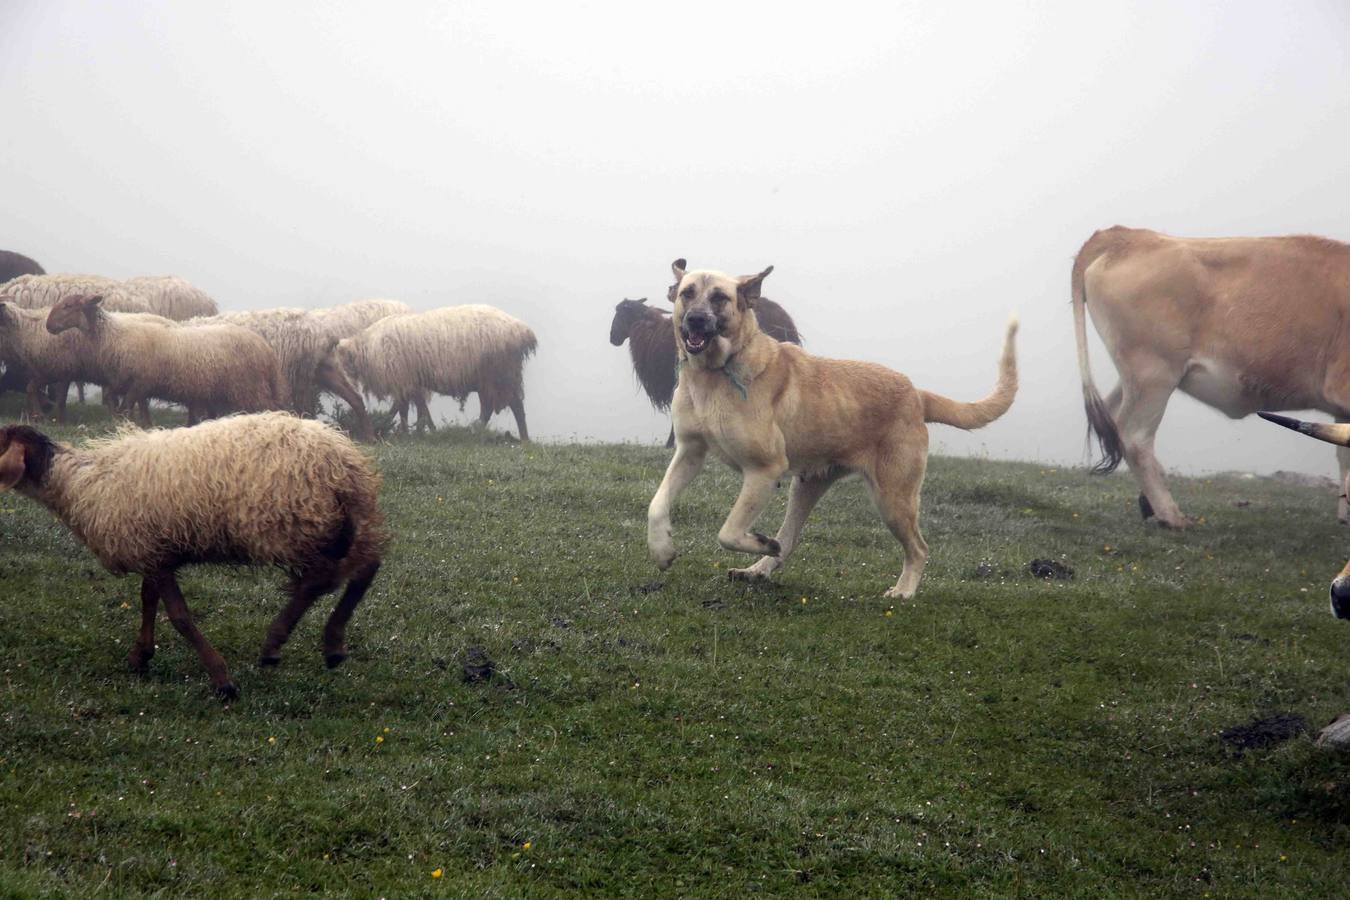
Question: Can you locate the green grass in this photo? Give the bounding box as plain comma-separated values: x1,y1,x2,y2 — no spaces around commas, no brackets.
2,401,1349,896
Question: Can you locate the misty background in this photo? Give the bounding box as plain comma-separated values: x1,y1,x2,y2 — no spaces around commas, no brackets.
3,1,1348,477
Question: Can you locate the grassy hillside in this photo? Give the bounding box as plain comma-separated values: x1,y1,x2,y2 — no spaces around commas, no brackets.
2,404,1348,896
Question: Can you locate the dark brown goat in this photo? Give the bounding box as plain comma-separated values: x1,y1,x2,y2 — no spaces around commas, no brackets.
610,294,802,446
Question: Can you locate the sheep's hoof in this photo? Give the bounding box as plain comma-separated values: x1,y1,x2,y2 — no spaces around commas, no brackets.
258,655,282,668
127,650,153,673
325,651,348,669
216,682,240,702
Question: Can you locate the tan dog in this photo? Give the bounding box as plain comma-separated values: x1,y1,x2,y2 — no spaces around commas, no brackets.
647,261,1018,599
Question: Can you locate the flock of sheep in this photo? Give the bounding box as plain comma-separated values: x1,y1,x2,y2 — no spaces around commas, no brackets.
0,251,542,697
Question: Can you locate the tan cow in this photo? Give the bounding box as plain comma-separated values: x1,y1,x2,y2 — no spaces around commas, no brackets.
1073,226,1350,528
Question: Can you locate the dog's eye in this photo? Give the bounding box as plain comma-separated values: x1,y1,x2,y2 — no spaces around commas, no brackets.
680,287,696,300
711,293,728,307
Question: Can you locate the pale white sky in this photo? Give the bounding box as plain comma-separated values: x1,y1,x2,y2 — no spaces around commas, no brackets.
3,1,1349,476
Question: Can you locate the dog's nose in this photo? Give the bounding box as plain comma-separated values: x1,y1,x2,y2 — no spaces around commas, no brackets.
1330,577,1350,620
685,311,713,332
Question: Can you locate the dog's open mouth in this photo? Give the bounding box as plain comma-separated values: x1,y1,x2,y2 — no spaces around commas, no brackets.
682,329,711,355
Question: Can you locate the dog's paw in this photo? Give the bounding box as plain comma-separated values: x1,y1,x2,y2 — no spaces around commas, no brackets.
650,542,677,570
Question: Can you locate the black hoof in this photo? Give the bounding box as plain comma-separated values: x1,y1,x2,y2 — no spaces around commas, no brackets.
127,653,153,674
216,683,240,702
325,652,348,669
258,655,281,668
1138,493,1154,520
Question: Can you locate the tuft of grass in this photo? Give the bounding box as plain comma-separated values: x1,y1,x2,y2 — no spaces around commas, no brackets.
1,401,1348,895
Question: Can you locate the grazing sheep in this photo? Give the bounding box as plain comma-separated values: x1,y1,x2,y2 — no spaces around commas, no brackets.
124,275,219,319
2,274,160,316
285,299,414,419
0,413,387,698
610,291,802,446
336,304,536,439
193,308,375,440
45,293,283,426
0,250,44,284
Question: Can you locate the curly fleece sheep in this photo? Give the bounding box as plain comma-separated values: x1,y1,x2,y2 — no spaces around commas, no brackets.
0,413,388,699
336,304,537,439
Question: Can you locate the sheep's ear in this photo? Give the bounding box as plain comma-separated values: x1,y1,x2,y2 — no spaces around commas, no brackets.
85,294,105,307
637,297,647,304
736,265,774,309
0,441,24,491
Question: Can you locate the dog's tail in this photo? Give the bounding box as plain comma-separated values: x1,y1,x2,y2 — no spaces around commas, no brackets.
921,317,1018,430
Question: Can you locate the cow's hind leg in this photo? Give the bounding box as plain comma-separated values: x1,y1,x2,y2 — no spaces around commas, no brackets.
1115,362,1189,528
730,467,845,583
1336,443,1350,524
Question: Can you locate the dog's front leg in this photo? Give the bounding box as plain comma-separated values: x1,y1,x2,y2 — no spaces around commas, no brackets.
647,441,708,569
717,468,785,558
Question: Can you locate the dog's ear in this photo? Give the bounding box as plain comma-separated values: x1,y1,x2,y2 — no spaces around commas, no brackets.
736,265,774,308
668,259,688,304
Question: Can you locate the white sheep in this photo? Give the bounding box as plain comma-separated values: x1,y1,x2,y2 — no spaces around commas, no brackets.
124,275,220,319
335,304,537,439
45,293,283,426
0,412,388,699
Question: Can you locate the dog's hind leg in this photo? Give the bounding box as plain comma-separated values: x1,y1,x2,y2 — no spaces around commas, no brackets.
730,467,844,583
865,442,930,600
717,466,788,558
648,440,709,569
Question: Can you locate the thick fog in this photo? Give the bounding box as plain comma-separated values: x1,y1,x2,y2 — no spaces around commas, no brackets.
4,1,1349,476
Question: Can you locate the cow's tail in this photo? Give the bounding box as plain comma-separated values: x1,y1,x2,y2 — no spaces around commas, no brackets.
922,317,1018,430
1073,239,1124,474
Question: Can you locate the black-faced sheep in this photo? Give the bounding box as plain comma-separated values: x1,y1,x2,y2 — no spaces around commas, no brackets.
610,291,802,446
0,412,388,699
45,293,283,426
336,304,537,440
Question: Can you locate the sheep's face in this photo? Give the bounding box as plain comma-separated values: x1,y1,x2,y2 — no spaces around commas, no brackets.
610,299,651,346
0,425,55,492
668,259,772,365
45,293,103,335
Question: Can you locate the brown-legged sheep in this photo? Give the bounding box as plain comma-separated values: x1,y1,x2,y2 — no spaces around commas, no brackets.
336,304,536,440
0,301,105,421
45,294,283,427
0,412,388,699
192,308,375,441
611,288,803,446
124,275,220,319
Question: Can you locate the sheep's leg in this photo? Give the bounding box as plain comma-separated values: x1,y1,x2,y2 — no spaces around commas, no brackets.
24,380,45,420
127,578,160,673
156,571,237,700
414,392,435,432
395,396,410,434
322,560,381,668
53,382,70,423
76,382,86,404
258,567,339,666
509,393,530,443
